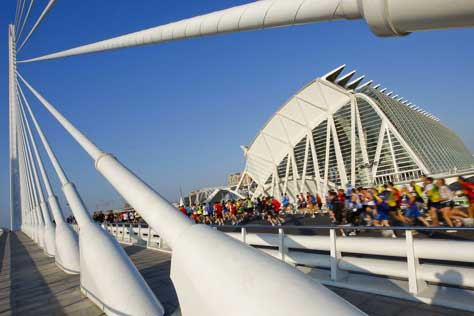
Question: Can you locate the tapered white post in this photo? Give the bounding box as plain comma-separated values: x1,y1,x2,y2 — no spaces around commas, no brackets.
18,123,32,238
21,145,35,239
17,114,29,234
18,74,365,316
21,152,35,240
17,78,164,315
19,116,45,246
18,89,80,271
18,118,43,246
17,104,55,256
17,125,33,238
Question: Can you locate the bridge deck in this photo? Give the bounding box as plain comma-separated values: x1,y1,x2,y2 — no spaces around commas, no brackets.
0,231,104,315
122,245,179,314
1,231,474,316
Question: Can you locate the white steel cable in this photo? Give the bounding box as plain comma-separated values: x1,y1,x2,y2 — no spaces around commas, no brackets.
17,95,50,222
14,0,22,28
16,0,27,34
17,0,35,42
17,72,104,160
16,82,69,185
18,0,474,62
18,0,56,52
18,0,360,62
17,88,54,199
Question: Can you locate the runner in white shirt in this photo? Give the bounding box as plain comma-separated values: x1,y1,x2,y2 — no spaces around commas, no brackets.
437,178,467,228
436,179,454,227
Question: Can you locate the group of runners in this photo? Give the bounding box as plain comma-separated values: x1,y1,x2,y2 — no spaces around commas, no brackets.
326,176,474,236
92,210,143,224
178,176,474,234
179,196,286,226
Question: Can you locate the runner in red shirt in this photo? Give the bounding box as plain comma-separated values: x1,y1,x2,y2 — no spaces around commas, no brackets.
459,177,474,218
337,189,346,204
271,198,281,213
214,202,224,225
179,206,187,216
228,201,237,225
271,197,284,225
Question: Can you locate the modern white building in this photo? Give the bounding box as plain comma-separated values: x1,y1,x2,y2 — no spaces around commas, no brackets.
183,186,244,206
237,65,474,201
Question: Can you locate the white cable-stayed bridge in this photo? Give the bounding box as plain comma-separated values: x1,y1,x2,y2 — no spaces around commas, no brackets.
3,1,474,315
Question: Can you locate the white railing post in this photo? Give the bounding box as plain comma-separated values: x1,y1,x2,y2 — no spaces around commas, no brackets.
147,226,151,248
278,228,286,262
137,223,141,245
329,228,344,281
406,230,427,294
159,234,167,250
241,227,247,244
129,224,133,243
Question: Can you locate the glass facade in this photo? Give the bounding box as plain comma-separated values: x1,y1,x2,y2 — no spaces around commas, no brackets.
243,74,474,199
362,87,474,174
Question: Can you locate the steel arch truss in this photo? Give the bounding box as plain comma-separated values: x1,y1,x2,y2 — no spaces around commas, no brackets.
241,66,433,200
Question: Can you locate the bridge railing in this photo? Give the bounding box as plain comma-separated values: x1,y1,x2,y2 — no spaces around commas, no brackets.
101,223,171,251
221,225,474,312
100,222,474,313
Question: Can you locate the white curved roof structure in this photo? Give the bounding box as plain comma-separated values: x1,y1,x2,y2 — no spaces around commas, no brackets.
239,65,474,199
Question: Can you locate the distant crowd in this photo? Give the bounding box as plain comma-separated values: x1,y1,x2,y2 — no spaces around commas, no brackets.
179,196,287,226
87,175,474,237
176,176,474,236
70,209,145,225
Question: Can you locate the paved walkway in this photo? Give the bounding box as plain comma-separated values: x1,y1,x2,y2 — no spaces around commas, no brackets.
0,232,103,316
1,231,474,316
122,245,179,315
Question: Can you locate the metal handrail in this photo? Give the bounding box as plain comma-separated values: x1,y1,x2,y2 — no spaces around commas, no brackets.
100,222,474,232
102,217,474,313
214,224,474,232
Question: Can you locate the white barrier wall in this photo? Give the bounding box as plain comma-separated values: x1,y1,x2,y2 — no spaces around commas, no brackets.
103,224,474,288
102,223,474,313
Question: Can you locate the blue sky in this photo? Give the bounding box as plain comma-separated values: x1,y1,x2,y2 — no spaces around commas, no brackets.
1,0,473,227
